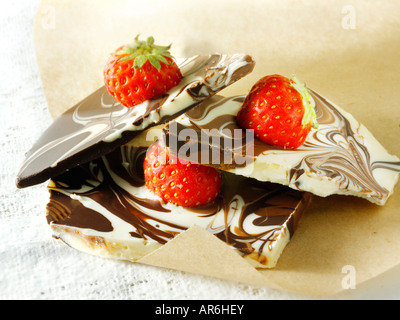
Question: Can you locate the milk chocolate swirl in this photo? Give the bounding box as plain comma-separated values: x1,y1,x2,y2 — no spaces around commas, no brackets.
164,92,400,205
16,54,255,188
47,145,311,265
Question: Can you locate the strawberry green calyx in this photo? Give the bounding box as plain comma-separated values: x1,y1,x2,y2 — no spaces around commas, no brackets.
291,76,319,129
116,35,175,71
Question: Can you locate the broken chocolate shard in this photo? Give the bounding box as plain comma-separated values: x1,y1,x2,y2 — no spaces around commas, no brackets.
16,54,255,188
47,144,311,268
163,94,400,205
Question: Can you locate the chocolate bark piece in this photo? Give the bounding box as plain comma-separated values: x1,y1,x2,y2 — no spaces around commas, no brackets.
16,54,255,188
163,94,400,205
47,144,311,268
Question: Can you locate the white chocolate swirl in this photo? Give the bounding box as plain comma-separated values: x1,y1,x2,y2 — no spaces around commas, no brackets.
166,92,400,205
47,145,311,268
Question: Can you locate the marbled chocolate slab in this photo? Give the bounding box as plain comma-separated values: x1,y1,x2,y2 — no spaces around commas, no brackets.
16,54,254,188
163,93,400,205
46,144,311,268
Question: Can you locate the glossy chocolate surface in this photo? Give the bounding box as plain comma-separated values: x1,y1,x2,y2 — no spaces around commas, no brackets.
163,92,400,204
47,145,311,261
16,54,255,188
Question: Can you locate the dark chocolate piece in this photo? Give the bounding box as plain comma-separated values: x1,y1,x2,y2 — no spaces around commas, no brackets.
16,54,255,188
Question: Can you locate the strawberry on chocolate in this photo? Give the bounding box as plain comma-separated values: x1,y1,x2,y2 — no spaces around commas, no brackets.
237,74,318,149
104,35,182,108
143,141,222,207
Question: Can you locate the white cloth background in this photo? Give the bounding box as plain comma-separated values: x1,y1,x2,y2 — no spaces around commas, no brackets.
1,0,400,300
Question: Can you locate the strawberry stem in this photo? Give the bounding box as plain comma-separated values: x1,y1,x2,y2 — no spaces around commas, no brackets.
116,35,175,71
291,76,319,129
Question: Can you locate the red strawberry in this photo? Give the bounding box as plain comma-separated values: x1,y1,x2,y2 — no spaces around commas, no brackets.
143,141,222,207
104,35,182,108
237,74,318,149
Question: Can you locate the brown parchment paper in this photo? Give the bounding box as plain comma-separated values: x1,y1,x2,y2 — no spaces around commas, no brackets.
33,0,400,296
